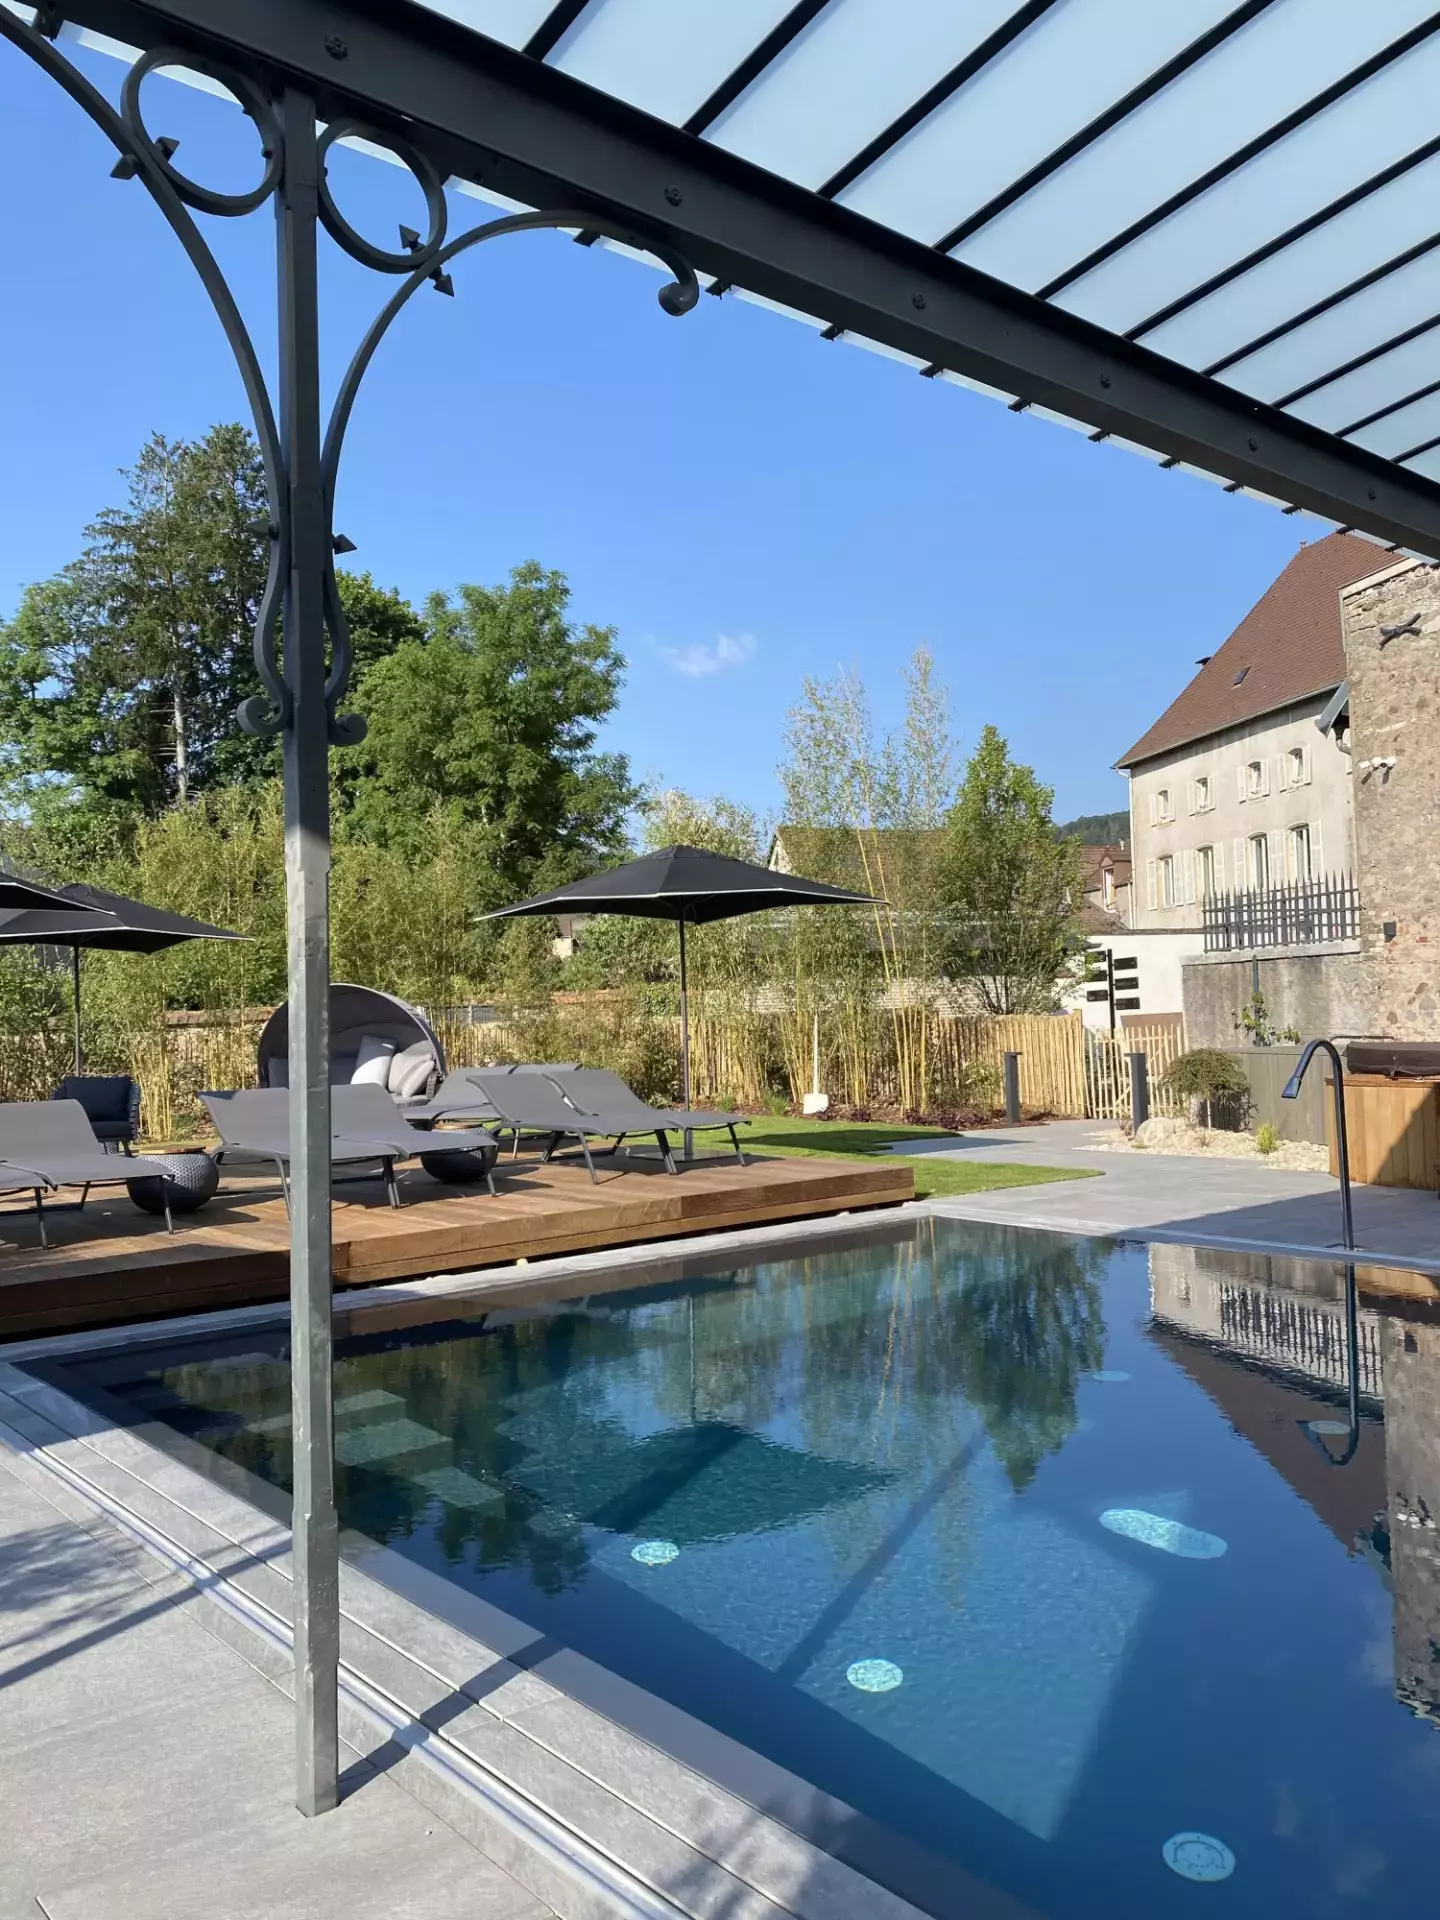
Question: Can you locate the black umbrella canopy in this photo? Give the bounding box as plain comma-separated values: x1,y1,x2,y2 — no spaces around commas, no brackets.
0,883,242,1075
482,846,878,1118
0,882,242,954
480,844,878,926
0,873,111,915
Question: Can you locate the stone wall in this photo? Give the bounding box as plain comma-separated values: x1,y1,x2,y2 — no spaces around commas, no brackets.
1182,943,1373,1049
1340,561,1440,1039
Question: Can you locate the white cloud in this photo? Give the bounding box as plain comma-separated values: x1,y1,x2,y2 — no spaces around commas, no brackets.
660,632,757,678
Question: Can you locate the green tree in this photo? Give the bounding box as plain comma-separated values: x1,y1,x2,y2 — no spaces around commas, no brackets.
937,725,1081,1015
0,427,422,827
346,562,637,904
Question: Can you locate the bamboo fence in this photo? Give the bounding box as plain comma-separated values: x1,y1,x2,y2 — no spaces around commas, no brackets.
1,999,1189,1136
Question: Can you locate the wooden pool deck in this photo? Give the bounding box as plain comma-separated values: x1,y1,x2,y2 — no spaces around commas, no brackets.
0,1148,912,1342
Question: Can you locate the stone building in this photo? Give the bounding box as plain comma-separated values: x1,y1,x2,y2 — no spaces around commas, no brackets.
1179,543,1440,1046
1116,532,1376,1024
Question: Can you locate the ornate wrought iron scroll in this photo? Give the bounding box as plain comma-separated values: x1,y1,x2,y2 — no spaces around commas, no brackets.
0,10,699,748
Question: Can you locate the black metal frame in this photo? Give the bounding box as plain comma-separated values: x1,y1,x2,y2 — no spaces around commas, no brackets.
32,0,1440,554
0,1,699,1822
1202,873,1361,952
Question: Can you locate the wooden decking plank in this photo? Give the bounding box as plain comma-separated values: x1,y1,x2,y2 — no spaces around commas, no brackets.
0,1153,912,1341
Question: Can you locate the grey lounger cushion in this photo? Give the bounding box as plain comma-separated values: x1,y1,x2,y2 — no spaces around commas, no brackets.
0,1099,174,1190
546,1067,743,1134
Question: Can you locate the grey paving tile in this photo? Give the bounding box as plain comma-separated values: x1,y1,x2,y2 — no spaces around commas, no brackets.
34,1779,552,1920
0,1677,297,1904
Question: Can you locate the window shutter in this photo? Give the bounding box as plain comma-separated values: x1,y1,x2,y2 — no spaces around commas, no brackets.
1146,860,1158,911
1277,752,1288,791
1213,842,1224,886
1312,818,1324,877
1302,745,1312,784
1233,838,1246,887
1182,848,1196,904
1236,765,1248,802
1148,792,1157,826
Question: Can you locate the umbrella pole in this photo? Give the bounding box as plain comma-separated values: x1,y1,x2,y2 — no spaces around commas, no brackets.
71,947,82,1075
679,919,692,1160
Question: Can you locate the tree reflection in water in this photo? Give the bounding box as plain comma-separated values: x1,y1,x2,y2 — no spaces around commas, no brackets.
141,1221,1110,1600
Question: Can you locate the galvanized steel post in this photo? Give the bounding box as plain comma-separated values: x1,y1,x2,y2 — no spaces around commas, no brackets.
276,90,339,1820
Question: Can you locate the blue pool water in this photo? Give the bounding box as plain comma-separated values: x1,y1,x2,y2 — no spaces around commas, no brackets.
53,1220,1440,1917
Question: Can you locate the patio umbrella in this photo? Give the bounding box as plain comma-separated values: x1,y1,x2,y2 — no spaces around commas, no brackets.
0,882,243,1073
481,845,877,1109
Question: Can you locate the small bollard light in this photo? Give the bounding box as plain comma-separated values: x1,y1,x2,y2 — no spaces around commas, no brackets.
1128,1050,1150,1131
1002,1051,1022,1125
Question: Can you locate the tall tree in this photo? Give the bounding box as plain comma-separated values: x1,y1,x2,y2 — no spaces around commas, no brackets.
0,427,421,826
937,725,1081,1014
346,562,637,905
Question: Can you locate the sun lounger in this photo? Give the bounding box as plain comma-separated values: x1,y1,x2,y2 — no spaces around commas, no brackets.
464,1070,676,1183
403,1067,579,1152
546,1067,748,1165
202,1085,500,1209
0,1099,182,1243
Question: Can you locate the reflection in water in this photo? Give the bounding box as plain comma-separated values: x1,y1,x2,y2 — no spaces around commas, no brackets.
60,1223,1440,1918
1147,1242,1440,1727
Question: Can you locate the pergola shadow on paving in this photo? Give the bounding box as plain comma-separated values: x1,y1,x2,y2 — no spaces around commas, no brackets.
6,0,1440,1827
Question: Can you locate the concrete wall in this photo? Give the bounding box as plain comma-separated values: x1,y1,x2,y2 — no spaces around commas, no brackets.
1061,927,1205,1025
1340,561,1440,1040
1125,693,1354,933
1182,942,1372,1050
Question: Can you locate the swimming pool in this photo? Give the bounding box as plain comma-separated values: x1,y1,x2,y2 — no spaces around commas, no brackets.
42,1218,1440,1917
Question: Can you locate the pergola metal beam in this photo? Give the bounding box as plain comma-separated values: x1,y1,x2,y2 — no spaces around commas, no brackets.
53,0,1440,556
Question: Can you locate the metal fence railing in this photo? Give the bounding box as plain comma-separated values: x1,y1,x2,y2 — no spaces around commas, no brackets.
1202,873,1359,952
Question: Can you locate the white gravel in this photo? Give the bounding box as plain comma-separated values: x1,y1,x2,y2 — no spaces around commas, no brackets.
1087,1115,1331,1173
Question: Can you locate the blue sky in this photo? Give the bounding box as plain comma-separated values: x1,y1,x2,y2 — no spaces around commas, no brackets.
0,40,1312,830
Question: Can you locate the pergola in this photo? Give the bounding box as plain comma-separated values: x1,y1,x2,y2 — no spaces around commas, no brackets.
6,0,1440,1820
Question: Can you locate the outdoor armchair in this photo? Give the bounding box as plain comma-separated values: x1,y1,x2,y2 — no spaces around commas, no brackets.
52,1074,142,1152
464,1071,673,1183
546,1068,748,1166
0,1099,181,1243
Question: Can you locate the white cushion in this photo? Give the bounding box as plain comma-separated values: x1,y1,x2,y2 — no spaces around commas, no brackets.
388,1041,435,1099
351,1034,396,1086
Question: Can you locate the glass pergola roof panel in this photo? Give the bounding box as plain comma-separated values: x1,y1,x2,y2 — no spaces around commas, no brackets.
412,0,556,48
1053,39,1440,336
1402,445,1440,482
1138,153,1440,371
834,0,1238,244
953,0,1439,292
1283,330,1440,433
704,0,1023,192
1348,389,1440,458
1221,249,1440,404
549,0,800,127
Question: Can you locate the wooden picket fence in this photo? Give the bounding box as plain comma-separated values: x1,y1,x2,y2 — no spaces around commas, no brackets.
1,996,1189,1137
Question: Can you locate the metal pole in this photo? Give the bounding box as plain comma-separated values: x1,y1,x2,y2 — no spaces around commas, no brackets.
1002,1052,1022,1126
1128,1050,1150,1131
276,89,338,1820
679,918,692,1160
70,947,82,1074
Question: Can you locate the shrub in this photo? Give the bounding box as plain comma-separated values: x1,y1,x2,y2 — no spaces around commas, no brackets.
1161,1048,1252,1130
1256,1122,1280,1156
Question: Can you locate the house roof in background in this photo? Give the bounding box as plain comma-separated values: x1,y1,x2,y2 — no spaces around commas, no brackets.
1116,533,1386,768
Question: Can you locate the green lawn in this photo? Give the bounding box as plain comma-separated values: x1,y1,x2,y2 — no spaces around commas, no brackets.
736,1113,1098,1201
